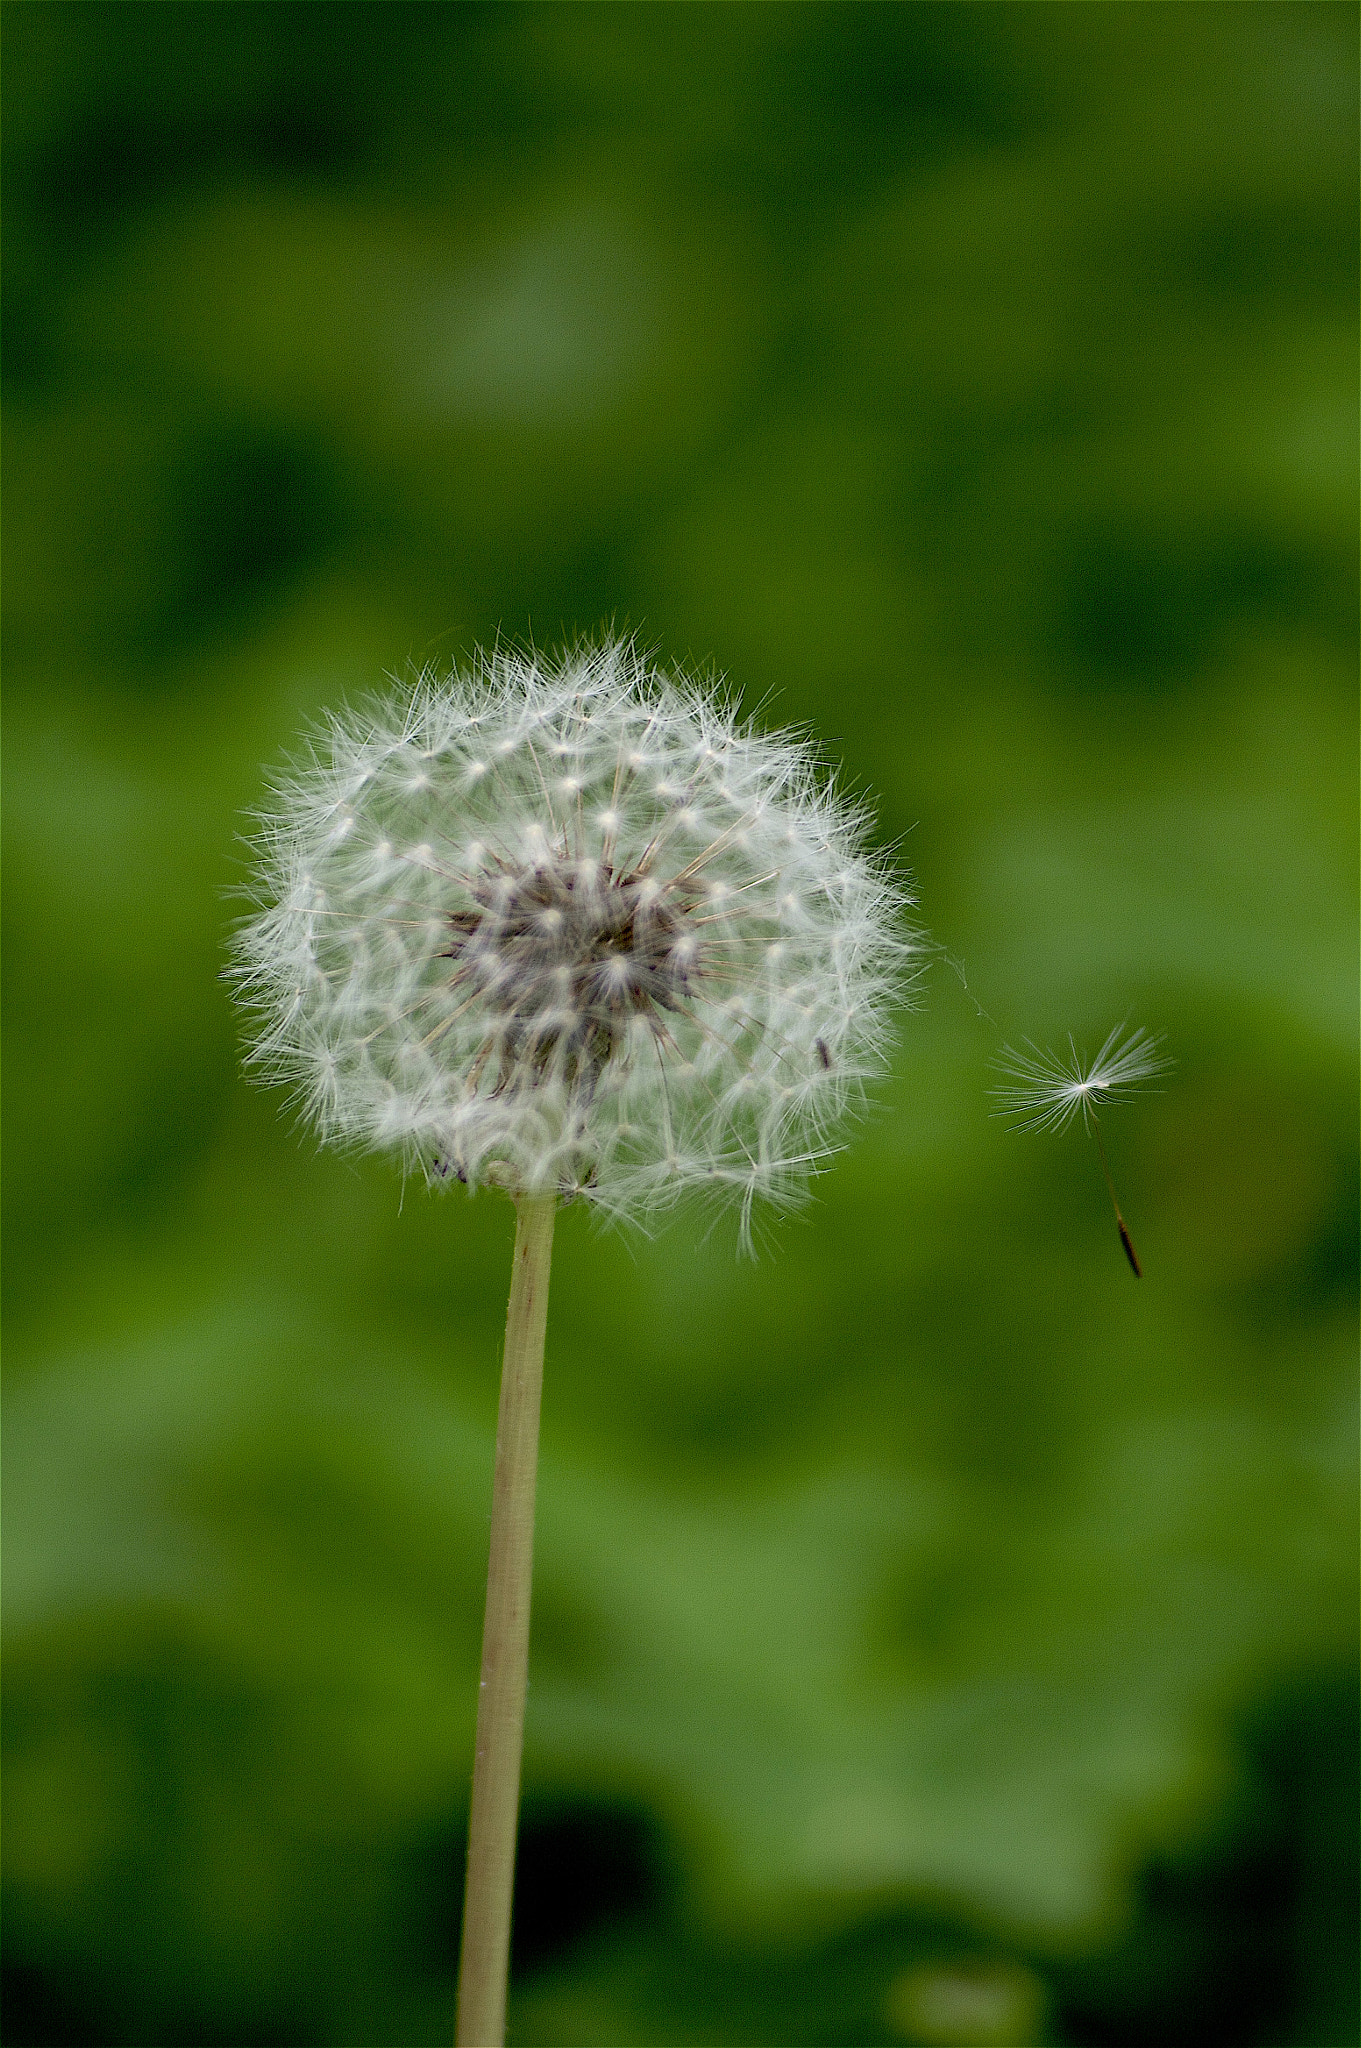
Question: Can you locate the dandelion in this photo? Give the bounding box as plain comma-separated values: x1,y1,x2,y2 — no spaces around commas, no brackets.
230,637,910,2045
993,1024,1170,1276
233,639,905,1242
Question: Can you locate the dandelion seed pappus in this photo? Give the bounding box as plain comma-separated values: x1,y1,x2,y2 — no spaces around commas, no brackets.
992,1024,1171,1276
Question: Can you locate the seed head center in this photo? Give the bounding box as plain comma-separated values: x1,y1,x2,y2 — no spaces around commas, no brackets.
446,856,700,1065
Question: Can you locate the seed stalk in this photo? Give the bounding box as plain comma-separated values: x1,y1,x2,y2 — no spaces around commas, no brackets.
455,1191,556,2047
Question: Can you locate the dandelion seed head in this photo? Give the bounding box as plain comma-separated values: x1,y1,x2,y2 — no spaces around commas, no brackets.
231,639,912,1231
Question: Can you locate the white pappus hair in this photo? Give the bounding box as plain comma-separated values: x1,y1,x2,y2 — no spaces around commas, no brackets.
992,1025,1171,1135
231,639,912,1238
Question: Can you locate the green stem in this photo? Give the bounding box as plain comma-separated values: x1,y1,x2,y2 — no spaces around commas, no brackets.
455,1191,556,2047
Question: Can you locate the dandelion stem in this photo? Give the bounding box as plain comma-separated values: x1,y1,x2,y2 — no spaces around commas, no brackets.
455,1190,556,2047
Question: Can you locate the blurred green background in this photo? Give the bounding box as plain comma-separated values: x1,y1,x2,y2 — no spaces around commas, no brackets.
3,5,1357,2044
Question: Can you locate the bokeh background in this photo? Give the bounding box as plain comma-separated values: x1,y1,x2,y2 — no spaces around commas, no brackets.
3,5,1357,2044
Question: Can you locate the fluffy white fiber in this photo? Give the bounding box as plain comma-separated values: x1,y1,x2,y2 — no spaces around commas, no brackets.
992,1025,1171,1135
232,639,911,1235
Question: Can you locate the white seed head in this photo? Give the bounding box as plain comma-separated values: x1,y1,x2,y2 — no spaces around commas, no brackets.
991,1024,1171,1135
231,640,912,1235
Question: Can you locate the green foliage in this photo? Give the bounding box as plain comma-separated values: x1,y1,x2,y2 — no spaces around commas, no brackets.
3,5,1356,2043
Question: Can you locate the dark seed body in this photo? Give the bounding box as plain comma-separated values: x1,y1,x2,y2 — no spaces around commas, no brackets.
444,858,703,1095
